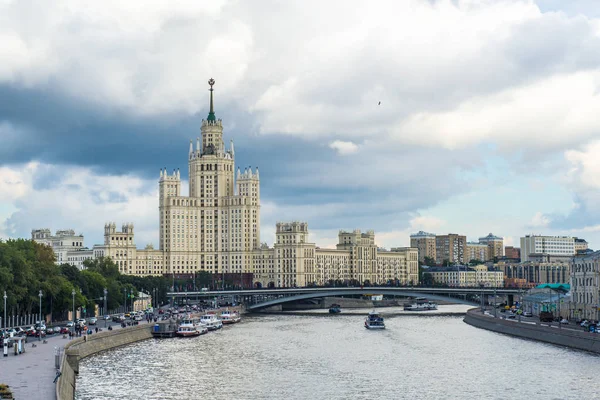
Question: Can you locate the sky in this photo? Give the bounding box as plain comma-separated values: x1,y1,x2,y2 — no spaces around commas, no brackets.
2,0,600,251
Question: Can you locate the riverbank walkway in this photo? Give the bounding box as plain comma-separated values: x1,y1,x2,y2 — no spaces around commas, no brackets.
0,333,67,399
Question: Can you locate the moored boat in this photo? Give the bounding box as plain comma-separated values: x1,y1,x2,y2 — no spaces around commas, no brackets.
176,318,208,337
220,309,241,324
200,313,223,330
365,311,385,329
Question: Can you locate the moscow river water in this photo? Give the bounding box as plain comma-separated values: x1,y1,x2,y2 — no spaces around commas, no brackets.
76,308,599,400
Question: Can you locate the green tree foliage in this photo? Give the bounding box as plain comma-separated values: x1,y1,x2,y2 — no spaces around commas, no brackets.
0,239,175,320
423,256,436,266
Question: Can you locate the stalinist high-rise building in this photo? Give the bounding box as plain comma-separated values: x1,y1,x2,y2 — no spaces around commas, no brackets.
35,79,419,287
157,78,260,278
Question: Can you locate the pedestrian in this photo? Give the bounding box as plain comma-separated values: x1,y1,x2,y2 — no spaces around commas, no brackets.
95,327,98,333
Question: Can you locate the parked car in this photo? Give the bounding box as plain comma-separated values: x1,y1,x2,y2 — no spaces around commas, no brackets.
88,317,97,325
60,327,70,334
45,327,54,334
34,329,46,338
103,315,111,320
523,311,533,317
560,319,569,325
66,321,74,327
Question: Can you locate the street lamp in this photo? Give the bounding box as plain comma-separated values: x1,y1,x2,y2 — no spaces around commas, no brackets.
3,291,6,330
38,290,43,341
103,288,108,327
71,289,76,337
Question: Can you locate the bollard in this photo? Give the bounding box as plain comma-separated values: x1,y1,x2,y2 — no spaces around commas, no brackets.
13,342,18,356
3,341,7,357
54,346,61,369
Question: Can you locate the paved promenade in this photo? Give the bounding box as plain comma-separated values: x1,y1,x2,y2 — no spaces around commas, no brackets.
0,334,69,399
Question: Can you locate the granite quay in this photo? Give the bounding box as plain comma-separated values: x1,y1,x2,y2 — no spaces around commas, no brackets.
463,308,600,354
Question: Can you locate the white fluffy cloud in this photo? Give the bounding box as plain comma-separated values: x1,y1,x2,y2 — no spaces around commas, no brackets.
1,0,599,152
329,140,358,155
0,163,159,246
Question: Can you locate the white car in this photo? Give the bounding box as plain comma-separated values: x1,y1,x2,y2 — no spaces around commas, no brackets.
66,321,74,327
88,317,97,325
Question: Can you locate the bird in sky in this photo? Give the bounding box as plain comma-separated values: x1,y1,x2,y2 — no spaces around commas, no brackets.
378,101,381,105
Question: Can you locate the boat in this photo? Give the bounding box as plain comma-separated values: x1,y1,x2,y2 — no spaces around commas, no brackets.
200,313,223,331
176,324,208,337
220,309,241,324
403,297,438,311
328,304,341,314
176,318,208,337
364,311,385,329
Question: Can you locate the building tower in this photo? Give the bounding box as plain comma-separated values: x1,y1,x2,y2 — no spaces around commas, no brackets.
155,78,261,282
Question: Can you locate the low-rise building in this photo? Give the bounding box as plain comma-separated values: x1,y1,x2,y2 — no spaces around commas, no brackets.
504,246,520,260
426,265,503,287
570,251,600,321
496,261,570,286
32,229,86,265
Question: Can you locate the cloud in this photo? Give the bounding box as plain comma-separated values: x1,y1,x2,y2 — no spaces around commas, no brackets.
2,0,600,252
529,211,551,228
329,140,358,155
394,71,600,151
408,215,445,232
0,163,159,246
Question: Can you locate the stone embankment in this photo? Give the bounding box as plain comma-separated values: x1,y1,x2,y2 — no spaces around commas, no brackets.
464,308,600,354
56,325,153,400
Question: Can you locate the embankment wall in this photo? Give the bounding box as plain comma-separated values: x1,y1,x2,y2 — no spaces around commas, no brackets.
55,325,153,400
464,309,600,354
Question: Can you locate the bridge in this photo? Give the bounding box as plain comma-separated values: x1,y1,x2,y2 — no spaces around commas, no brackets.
166,287,522,311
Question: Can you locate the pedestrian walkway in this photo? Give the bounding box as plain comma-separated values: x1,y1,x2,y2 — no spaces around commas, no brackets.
0,334,69,399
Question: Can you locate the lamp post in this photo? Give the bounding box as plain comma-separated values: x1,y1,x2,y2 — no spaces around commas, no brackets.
38,290,43,341
123,288,127,314
3,291,7,330
71,289,75,337
103,288,108,327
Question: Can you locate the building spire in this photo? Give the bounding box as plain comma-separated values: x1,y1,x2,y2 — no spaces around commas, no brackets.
207,78,216,122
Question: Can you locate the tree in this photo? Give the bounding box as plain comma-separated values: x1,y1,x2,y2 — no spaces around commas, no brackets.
423,256,436,266
421,272,434,286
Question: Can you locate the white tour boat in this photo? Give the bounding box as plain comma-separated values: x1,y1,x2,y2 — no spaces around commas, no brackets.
200,313,223,331
364,311,385,329
220,309,241,325
403,297,438,311
176,318,208,337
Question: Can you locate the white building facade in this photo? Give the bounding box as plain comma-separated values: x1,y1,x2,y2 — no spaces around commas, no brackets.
520,235,575,263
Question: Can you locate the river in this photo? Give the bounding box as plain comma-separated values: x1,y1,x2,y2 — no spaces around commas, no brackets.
76,307,599,400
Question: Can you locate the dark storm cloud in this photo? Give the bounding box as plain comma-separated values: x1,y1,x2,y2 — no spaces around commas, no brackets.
0,83,339,202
